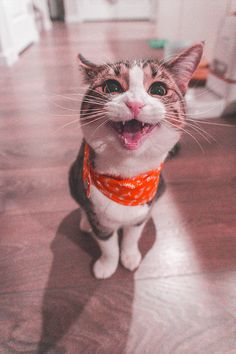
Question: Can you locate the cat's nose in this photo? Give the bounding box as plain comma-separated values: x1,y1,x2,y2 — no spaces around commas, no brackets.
125,101,145,116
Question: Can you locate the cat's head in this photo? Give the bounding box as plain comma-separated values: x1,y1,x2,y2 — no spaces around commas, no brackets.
78,43,203,157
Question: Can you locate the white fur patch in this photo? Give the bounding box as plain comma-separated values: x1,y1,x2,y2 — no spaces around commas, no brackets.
90,185,149,230
129,65,145,91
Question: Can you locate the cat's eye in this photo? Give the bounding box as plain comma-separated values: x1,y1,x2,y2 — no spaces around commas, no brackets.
103,79,123,94
149,82,167,96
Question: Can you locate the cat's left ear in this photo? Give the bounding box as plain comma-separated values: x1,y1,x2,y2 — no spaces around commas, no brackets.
78,54,103,83
166,42,204,94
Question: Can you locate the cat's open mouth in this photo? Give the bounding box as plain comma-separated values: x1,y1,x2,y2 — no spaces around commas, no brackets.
110,119,159,150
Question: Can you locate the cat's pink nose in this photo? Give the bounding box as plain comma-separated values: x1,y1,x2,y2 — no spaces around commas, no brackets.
126,101,145,116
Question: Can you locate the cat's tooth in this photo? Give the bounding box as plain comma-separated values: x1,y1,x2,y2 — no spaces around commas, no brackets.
142,123,145,128
122,121,125,126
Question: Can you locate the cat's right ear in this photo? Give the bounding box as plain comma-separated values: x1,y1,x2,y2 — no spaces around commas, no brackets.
78,54,102,83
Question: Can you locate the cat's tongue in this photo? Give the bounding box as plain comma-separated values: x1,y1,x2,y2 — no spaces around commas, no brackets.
121,120,145,150
121,131,143,150
111,119,155,150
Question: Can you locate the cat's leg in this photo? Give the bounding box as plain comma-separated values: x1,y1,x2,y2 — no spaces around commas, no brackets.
121,222,146,271
93,231,119,279
80,209,92,233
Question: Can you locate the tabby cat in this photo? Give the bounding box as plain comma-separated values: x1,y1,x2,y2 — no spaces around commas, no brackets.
69,43,203,278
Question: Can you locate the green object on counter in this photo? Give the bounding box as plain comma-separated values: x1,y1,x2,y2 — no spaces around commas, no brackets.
149,39,168,49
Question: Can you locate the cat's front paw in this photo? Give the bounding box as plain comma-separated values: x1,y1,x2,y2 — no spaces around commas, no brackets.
121,249,142,271
93,257,118,279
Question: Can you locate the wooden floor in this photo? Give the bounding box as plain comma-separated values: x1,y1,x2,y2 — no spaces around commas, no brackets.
0,21,236,354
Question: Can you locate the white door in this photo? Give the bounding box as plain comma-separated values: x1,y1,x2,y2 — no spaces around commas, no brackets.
0,0,38,65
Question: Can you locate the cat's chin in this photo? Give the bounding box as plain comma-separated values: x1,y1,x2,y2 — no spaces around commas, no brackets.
109,119,160,151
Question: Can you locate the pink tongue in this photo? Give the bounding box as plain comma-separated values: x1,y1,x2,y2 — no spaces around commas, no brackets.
121,131,143,150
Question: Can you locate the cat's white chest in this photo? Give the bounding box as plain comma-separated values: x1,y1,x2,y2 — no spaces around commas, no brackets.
90,185,149,229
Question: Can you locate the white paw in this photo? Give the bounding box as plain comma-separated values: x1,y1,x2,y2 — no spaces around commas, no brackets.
93,257,118,279
121,250,142,271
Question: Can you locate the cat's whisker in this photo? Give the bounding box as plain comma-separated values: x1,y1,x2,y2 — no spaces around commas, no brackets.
55,112,105,130
186,122,216,143
163,120,205,153
70,94,107,103
69,87,110,100
186,105,224,117
48,110,105,119
46,93,81,103
82,92,109,101
80,107,108,115
54,118,80,132
89,118,110,140
81,99,107,106
56,92,86,96
165,114,216,143
161,89,213,107
70,91,107,102
176,116,216,143
185,117,235,128
81,108,106,114
81,111,108,118
44,93,106,102
80,115,106,128
163,87,212,109
164,101,230,122
43,96,80,112
45,92,108,107
183,123,213,143
80,114,107,122
80,110,106,118
81,97,106,104
49,113,79,117
185,88,213,100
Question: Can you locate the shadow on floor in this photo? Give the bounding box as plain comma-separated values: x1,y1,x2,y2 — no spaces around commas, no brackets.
37,208,156,353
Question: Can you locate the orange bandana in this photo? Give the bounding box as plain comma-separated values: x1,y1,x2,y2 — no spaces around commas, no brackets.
83,143,163,206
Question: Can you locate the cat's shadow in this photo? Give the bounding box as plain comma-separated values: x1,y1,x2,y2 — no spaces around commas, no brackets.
37,209,156,353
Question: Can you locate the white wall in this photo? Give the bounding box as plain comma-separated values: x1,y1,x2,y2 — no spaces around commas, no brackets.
64,0,152,23
156,0,236,61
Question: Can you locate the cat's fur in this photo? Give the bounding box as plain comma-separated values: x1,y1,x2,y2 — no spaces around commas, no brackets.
69,43,203,278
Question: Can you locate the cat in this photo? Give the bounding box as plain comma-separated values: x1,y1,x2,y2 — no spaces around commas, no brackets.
69,43,203,279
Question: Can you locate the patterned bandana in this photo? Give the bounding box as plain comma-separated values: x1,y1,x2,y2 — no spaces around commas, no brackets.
83,143,163,206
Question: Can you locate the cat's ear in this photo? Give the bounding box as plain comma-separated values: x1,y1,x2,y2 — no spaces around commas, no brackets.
78,54,103,83
166,42,204,94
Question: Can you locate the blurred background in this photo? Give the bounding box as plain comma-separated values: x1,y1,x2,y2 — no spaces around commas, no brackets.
1,0,236,64
1,2,236,353
1,0,236,117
